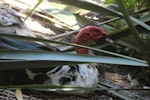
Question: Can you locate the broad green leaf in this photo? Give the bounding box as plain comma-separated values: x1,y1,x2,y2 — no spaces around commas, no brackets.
130,17,150,31
117,40,139,51
0,84,148,91
74,14,117,31
0,32,147,64
74,14,92,27
0,50,148,71
59,0,150,31
140,13,150,22
0,59,85,70
59,0,121,17
44,8,80,30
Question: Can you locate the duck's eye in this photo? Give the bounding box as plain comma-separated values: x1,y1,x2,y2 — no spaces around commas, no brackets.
94,29,100,33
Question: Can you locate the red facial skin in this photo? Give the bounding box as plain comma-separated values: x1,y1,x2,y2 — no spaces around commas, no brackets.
75,26,109,55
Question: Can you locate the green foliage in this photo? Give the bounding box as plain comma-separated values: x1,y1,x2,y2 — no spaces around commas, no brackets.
105,0,115,4
116,0,150,65
0,0,150,96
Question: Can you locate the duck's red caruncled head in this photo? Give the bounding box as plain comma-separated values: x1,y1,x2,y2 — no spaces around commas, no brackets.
75,26,113,54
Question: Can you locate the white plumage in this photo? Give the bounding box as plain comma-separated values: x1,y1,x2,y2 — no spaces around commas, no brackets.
45,64,99,94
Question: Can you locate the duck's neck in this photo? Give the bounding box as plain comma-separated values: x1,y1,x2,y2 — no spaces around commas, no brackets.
76,47,89,55
76,47,95,56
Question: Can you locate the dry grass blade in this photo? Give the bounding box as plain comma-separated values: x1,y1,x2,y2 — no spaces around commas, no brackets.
98,82,146,100
24,0,44,21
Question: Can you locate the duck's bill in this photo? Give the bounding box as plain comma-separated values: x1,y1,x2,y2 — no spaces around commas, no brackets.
104,37,113,44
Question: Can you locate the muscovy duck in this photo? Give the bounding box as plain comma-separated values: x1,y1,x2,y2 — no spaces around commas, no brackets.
0,3,113,95
0,26,113,94
29,26,113,94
